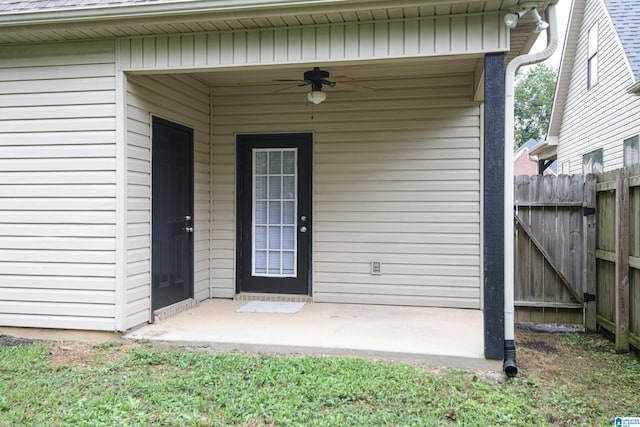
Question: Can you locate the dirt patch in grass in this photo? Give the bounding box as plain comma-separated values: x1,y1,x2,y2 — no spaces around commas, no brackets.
0,334,36,347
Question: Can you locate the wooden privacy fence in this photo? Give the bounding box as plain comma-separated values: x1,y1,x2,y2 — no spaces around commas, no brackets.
514,164,640,353
594,165,640,352
514,174,590,326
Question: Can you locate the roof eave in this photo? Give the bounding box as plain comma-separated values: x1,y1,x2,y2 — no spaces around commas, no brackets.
0,0,472,28
529,137,558,161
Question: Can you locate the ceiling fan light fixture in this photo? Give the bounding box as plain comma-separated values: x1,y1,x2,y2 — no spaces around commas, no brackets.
307,89,326,105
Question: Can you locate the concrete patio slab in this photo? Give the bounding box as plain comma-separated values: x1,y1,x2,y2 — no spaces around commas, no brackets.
126,299,500,371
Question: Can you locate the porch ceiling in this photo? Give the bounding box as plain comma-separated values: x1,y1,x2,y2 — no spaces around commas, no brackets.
189,55,483,90
0,0,554,61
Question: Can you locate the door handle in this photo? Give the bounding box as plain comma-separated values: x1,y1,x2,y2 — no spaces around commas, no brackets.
185,226,194,233
300,226,308,233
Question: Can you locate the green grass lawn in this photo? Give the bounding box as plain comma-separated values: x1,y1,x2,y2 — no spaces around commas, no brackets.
0,330,639,426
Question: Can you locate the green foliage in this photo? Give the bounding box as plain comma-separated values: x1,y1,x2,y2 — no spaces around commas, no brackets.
514,63,558,150
0,335,639,426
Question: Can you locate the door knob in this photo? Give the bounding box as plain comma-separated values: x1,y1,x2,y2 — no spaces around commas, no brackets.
185,226,194,233
300,226,307,233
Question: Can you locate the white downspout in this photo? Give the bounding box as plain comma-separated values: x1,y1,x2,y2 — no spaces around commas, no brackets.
504,2,559,377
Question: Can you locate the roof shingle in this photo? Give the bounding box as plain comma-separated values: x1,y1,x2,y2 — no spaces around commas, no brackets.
604,0,640,81
0,0,177,12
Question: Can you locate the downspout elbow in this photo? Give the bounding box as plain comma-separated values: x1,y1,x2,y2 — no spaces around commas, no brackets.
503,3,559,378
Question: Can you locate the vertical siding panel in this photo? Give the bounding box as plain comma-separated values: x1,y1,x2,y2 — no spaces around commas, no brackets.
247,30,261,63
316,26,330,59
119,39,131,70
143,37,156,69
467,15,483,52
220,32,233,64
273,29,288,62
287,28,302,61
0,40,118,330
168,35,181,67
330,25,345,59
194,34,208,66
404,20,419,56
233,32,247,65
302,27,316,60
155,35,169,68
419,18,436,55
345,23,359,57
389,21,405,56
259,29,275,63
482,15,500,52
374,22,389,57
130,38,143,69
435,17,451,54
359,23,374,58
181,34,195,67
207,32,220,66
451,16,467,52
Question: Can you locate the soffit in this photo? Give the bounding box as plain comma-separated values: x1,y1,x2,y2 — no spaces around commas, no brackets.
0,0,551,60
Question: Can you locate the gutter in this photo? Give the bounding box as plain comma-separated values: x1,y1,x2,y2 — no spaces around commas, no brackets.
504,2,559,377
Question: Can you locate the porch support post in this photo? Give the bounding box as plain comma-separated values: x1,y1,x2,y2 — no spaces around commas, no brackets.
483,52,505,360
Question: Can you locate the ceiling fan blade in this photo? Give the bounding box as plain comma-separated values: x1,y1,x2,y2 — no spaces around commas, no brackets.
272,84,302,94
273,79,308,83
328,76,352,82
334,81,375,94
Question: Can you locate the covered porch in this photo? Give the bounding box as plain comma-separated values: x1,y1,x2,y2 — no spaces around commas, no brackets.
126,299,496,370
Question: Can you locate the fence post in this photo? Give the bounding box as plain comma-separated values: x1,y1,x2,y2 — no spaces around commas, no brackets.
583,174,597,331
615,169,630,352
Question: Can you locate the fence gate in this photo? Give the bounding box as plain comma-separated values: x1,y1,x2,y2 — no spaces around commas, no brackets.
514,174,594,325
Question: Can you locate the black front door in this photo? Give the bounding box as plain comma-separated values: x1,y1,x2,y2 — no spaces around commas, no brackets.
237,133,312,295
152,117,194,311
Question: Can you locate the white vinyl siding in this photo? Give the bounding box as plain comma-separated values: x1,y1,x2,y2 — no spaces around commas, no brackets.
125,74,211,328
557,0,640,173
587,23,598,89
211,74,481,309
0,40,118,330
118,14,507,72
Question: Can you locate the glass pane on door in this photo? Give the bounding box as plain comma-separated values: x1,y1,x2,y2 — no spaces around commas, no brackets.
252,148,297,277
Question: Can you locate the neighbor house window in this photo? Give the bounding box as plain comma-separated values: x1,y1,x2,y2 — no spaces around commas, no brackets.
583,148,603,174
587,23,598,89
624,135,639,166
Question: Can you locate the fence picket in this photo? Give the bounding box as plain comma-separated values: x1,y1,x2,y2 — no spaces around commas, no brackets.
515,166,639,352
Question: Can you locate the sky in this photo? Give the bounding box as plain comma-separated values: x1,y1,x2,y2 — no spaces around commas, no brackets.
530,0,572,70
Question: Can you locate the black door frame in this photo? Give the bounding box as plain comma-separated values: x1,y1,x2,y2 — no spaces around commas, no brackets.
151,116,195,312
236,133,313,295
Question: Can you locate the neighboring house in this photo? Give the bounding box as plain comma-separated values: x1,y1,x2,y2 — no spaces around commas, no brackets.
515,139,557,175
532,0,640,173
0,0,557,363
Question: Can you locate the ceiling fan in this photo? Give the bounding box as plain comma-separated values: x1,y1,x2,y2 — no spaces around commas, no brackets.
273,67,374,104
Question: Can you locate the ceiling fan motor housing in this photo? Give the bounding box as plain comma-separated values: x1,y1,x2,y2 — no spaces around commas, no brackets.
304,67,331,91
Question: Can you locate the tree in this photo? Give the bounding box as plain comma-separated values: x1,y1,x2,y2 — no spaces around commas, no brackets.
514,63,557,150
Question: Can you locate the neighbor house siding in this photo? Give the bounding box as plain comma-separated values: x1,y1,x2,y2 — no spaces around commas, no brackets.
125,74,211,328
212,74,481,309
0,40,118,330
557,0,640,174
117,14,507,72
